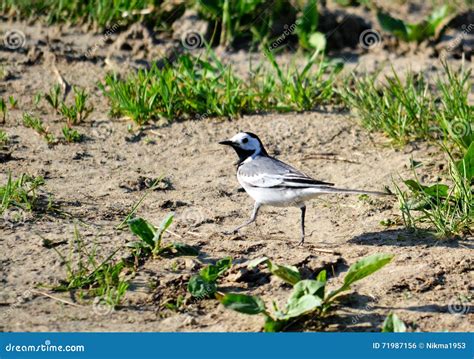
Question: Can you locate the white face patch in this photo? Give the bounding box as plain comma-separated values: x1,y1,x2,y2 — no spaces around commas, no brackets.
230,132,262,153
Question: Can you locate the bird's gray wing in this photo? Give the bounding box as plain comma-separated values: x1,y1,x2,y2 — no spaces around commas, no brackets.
238,156,334,188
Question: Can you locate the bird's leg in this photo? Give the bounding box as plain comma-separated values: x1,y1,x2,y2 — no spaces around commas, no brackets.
225,202,261,235
298,205,306,246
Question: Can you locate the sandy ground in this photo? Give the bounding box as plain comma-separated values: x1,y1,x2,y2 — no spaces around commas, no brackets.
0,7,473,332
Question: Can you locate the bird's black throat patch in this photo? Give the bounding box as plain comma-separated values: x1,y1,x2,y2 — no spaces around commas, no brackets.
232,147,257,165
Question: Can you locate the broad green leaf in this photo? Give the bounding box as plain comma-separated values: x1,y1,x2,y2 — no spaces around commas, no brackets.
200,257,232,282
377,10,408,41
456,142,474,180
404,180,449,198
297,0,319,34
281,294,322,319
188,275,216,298
267,261,301,285
198,0,222,17
281,280,324,320
247,257,269,268
378,6,451,42
343,253,394,288
127,217,156,247
150,213,174,251
289,280,325,303
382,313,407,332
220,293,266,315
172,242,199,256
406,198,434,211
155,213,174,240
247,258,301,285
296,0,320,49
215,257,232,272
423,184,449,198
308,32,326,52
405,23,426,42
404,179,424,192
315,270,327,298
426,5,451,39
316,269,327,283
326,254,394,301
263,315,285,332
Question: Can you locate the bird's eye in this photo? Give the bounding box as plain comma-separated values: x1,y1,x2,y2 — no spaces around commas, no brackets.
242,138,249,144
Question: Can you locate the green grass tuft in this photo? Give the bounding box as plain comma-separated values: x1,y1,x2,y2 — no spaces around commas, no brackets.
0,97,6,123
22,112,57,145
1,0,182,29
1,172,45,214
341,62,473,151
62,126,83,143
0,130,9,145
395,144,473,238
52,224,129,308
341,68,432,143
101,51,342,125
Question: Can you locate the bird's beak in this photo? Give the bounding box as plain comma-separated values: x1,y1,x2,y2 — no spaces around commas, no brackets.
218,140,234,146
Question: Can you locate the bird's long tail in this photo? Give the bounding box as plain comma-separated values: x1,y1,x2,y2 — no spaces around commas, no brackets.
311,186,391,196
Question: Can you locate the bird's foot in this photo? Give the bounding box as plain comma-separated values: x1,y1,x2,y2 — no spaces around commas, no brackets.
298,237,305,246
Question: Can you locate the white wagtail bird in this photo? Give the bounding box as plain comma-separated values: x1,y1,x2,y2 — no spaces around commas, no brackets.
219,132,389,245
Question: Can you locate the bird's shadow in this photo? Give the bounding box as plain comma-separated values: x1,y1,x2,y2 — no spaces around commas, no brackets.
349,228,473,249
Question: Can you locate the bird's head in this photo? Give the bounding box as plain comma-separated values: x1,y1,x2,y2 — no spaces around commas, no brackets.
219,132,268,163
